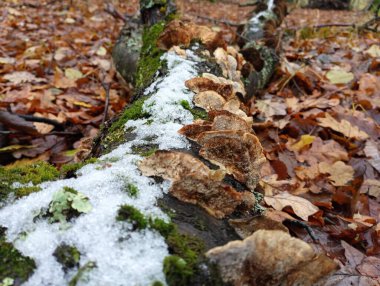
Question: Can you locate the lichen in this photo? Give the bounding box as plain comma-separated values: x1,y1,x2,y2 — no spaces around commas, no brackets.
0,227,36,284
135,21,166,89
53,244,81,272
179,100,208,120
0,162,60,203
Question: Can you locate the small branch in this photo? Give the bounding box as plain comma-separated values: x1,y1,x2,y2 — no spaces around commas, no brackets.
18,114,64,130
104,2,128,23
101,82,111,126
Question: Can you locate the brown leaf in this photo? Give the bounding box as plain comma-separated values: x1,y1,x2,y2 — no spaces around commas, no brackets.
264,192,319,221
3,71,46,84
317,113,369,140
364,140,380,173
319,161,354,186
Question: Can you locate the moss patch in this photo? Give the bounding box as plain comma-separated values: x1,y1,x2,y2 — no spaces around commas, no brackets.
68,261,96,286
180,100,208,120
131,144,158,157
0,161,60,203
135,21,166,89
102,97,150,153
0,227,36,284
53,244,81,272
59,158,98,178
116,205,149,230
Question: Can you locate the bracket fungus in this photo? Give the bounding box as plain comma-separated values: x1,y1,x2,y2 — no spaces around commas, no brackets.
206,230,338,286
185,77,233,99
193,90,226,111
198,130,265,191
138,151,255,218
157,20,226,51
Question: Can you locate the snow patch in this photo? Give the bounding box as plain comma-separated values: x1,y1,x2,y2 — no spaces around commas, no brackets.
0,50,200,286
248,0,275,32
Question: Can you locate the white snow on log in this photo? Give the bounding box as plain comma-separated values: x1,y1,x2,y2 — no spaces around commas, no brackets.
0,49,200,286
248,0,275,32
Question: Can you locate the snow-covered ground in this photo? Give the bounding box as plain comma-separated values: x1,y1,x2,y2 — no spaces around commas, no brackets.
0,49,201,286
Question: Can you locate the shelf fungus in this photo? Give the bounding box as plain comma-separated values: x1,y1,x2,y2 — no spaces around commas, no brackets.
206,230,338,286
179,110,252,141
198,130,265,191
157,20,226,51
193,90,226,111
138,151,255,218
185,77,233,99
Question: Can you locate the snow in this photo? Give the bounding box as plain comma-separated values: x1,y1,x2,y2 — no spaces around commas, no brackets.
0,49,200,286
248,0,275,32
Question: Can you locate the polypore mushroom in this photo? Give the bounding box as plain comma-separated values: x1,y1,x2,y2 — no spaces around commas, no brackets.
223,99,253,124
198,130,266,190
206,230,338,286
193,90,226,111
157,20,192,50
185,77,233,99
170,175,255,219
138,151,255,218
210,110,251,132
178,122,212,141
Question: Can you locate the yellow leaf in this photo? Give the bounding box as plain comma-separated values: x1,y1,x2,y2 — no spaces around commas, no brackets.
96,46,107,56
64,68,83,80
73,101,92,108
365,45,380,58
0,145,34,153
290,135,315,152
326,69,354,84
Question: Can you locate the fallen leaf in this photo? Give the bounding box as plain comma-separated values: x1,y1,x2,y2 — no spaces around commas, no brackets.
288,134,315,152
264,192,319,220
319,161,354,186
64,68,83,80
3,71,46,84
360,179,380,198
365,45,380,58
317,113,369,140
326,69,354,84
364,140,380,173
255,99,287,119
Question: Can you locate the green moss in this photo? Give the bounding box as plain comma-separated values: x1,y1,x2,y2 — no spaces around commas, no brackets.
0,227,36,284
116,205,148,230
126,183,139,198
180,100,208,120
149,218,175,238
68,261,96,286
0,162,59,202
135,21,166,89
53,244,81,272
151,281,164,286
131,144,158,157
102,97,149,152
60,158,98,178
163,255,193,285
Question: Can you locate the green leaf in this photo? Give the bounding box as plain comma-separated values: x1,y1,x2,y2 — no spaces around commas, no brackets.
326,69,354,84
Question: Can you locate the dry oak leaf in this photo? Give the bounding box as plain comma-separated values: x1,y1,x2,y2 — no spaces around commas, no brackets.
255,99,287,119
319,161,354,186
364,140,380,173
3,71,46,84
294,137,348,166
206,230,338,286
317,113,369,140
360,179,380,198
264,192,319,221
198,130,266,190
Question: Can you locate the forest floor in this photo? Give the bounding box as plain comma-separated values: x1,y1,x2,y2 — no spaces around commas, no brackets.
1,0,380,284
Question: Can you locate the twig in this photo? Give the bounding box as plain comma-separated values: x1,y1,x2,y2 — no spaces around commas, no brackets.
101,82,111,126
0,130,79,136
189,13,244,27
284,219,318,242
104,2,128,23
18,114,64,130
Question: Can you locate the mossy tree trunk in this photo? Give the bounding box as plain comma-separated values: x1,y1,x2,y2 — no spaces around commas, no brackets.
92,1,287,285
